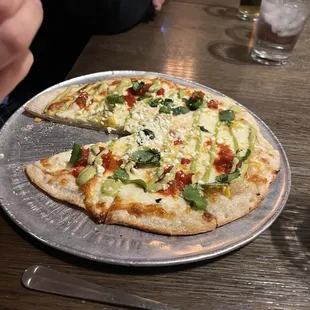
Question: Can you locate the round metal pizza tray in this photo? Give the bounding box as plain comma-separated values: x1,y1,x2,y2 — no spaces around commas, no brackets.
0,71,291,266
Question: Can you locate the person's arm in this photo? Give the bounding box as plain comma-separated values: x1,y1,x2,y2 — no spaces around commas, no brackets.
0,0,43,101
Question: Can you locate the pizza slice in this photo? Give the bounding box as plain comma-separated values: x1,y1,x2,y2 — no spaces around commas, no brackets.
25,136,218,235
24,77,197,134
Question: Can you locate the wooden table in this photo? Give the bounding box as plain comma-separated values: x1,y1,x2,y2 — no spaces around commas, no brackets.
1,1,310,309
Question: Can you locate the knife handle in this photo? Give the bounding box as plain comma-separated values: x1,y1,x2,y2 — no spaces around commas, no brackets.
22,265,180,310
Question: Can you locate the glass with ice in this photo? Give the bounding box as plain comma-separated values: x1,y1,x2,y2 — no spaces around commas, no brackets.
251,0,310,65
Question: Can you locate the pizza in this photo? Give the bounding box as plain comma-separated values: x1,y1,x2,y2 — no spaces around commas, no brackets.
24,76,280,235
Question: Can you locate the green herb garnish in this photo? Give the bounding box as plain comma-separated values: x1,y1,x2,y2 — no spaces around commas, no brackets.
131,148,161,165
106,94,125,106
215,170,241,183
159,106,172,114
110,168,147,191
219,110,235,123
172,106,190,115
182,185,208,210
185,92,204,111
132,81,145,92
159,105,189,115
148,98,162,107
199,125,209,133
69,143,82,164
162,98,173,106
111,168,129,180
142,129,155,140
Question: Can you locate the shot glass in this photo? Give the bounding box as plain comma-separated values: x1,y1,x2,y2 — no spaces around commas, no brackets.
251,0,310,65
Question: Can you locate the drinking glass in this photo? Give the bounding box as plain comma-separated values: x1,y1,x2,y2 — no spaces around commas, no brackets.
238,0,262,21
251,0,310,65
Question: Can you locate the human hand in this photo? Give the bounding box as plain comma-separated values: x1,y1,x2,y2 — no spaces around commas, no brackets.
153,0,165,11
0,0,43,102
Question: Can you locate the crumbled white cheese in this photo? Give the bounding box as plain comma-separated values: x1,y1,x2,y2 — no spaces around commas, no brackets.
122,154,129,162
217,138,224,144
132,113,140,121
96,165,105,175
164,158,172,164
113,151,122,157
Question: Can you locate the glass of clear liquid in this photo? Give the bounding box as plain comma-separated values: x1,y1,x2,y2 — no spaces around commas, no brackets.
251,0,310,65
238,0,262,21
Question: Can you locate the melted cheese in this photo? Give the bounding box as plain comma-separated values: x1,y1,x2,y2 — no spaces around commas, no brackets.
40,77,262,202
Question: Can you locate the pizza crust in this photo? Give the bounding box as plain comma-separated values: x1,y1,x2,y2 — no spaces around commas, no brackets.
25,163,85,209
25,162,217,235
106,186,217,235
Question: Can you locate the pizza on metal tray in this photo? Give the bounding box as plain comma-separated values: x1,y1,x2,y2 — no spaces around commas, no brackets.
24,76,280,235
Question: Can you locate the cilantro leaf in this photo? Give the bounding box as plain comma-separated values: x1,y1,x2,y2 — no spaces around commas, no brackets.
162,98,173,106
69,143,82,164
148,98,162,107
110,168,147,191
106,94,125,106
132,81,145,92
182,185,208,210
159,106,172,114
142,129,155,140
172,106,190,115
111,168,129,181
219,110,235,122
185,92,204,111
215,170,241,183
131,148,161,165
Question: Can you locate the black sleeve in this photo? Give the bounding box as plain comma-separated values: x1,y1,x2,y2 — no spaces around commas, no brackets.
64,0,153,34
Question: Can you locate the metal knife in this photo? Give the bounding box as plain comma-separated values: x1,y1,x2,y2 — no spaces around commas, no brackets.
22,265,180,310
